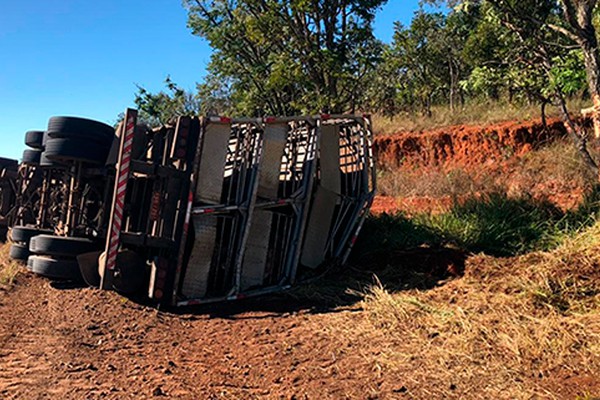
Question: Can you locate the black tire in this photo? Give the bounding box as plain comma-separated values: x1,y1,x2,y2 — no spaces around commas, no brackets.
0,157,18,171
44,137,111,165
10,226,52,243
0,226,7,242
29,256,82,281
40,151,65,167
25,130,44,149
9,243,29,261
26,256,35,270
47,116,115,146
22,149,42,164
30,235,101,257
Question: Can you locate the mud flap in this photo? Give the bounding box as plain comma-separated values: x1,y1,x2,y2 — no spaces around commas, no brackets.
77,251,102,288
181,215,217,299
195,124,230,204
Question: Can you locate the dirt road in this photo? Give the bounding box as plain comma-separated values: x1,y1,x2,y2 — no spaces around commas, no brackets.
0,273,388,400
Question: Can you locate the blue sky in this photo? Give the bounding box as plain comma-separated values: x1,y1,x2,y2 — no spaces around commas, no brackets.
0,0,426,159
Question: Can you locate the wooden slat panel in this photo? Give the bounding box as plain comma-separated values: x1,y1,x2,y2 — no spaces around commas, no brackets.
257,124,287,199
241,210,272,290
300,187,337,268
195,124,230,204
181,215,217,298
320,124,341,194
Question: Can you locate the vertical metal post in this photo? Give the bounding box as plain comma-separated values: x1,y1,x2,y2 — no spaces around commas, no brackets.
100,109,137,290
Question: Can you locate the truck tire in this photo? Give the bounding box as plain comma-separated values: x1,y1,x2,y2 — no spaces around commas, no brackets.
40,152,64,167
9,243,29,261
30,235,100,257
26,256,35,270
47,116,115,146
10,226,52,243
29,256,82,281
22,149,42,164
0,226,7,242
44,137,111,165
25,131,45,149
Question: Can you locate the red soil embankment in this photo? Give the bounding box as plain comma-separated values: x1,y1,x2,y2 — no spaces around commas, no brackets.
374,118,567,170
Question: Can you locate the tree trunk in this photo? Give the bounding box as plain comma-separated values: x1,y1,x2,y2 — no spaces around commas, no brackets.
556,91,599,175
561,0,600,137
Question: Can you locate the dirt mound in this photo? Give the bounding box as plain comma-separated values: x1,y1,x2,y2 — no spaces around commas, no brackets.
374,118,567,170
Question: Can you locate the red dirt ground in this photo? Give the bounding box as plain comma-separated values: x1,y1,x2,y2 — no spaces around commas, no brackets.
0,273,390,400
2,263,599,399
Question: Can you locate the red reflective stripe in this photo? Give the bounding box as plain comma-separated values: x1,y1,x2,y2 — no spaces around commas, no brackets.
105,113,136,272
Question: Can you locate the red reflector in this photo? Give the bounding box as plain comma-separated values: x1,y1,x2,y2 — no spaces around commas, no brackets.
321,114,331,120
265,116,277,124
154,289,163,299
220,117,232,123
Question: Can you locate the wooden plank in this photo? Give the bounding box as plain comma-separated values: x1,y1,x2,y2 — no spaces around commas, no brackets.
257,123,287,199
300,187,337,268
241,210,272,290
195,123,230,204
181,215,217,298
320,124,341,194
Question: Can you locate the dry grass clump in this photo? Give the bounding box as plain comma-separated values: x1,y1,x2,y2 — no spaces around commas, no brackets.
372,98,591,136
504,140,598,202
347,221,600,398
0,243,20,288
377,166,497,200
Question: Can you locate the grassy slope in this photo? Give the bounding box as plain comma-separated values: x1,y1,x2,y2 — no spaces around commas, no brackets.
327,220,600,398
372,98,591,136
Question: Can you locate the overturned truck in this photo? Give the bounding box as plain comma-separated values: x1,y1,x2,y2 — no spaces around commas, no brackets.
100,110,376,306
6,110,376,306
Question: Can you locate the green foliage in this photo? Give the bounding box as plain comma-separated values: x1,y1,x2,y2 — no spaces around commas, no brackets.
184,0,386,116
354,189,600,263
547,50,587,97
133,0,594,127
134,76,200,126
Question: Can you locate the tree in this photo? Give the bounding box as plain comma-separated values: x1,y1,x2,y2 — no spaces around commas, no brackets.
134,76,200,126
184,0,386,116
484,0,599,173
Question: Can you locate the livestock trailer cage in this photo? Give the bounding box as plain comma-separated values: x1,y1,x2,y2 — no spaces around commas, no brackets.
4,110,376,307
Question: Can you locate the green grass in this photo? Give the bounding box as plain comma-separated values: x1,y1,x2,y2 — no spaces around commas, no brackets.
354,187,600,264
